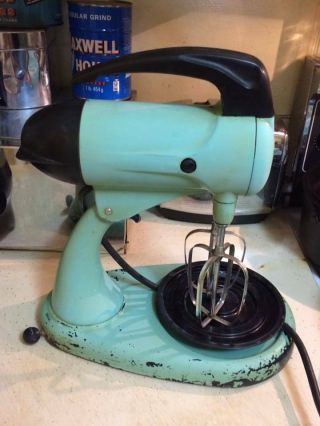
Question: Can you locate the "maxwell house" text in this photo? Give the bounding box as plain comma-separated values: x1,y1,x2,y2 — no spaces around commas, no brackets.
71,37,119,55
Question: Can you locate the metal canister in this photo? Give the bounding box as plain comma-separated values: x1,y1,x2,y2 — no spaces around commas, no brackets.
0,0,62,28
68,0,132,100
0,30,51,145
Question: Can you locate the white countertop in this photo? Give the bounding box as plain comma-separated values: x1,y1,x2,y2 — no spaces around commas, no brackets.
1,210,320,426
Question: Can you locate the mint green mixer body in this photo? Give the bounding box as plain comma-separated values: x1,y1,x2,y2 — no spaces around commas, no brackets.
51,100,275,326
17,48,294,387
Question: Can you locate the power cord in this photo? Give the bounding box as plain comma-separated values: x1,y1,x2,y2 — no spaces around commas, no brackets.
283,323,320,416
102,236,158,291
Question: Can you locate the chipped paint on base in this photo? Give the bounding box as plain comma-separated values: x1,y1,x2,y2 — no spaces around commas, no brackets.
40,264,295,388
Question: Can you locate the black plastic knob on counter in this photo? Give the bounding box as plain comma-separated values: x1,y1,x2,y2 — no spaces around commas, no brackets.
22,327,41,344
73,47,274,118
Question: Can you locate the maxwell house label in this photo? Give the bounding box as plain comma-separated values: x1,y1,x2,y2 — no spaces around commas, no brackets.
71,38,119,56
68,1,132,100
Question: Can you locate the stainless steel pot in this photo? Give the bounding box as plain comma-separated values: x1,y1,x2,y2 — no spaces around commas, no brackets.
0,30,51,145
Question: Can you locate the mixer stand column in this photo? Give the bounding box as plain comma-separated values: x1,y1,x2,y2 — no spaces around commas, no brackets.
51,206,124,326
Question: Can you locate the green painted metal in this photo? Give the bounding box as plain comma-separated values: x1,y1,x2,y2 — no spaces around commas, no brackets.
52,206,124,325
212,192,238,225
249,117,275,194
41,264,294,387
79,100,274,225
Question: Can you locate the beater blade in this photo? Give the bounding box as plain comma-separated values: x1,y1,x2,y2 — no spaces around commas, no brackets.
185,220,249,328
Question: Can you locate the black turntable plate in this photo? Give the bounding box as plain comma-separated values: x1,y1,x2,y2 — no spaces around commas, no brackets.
156,261,286,350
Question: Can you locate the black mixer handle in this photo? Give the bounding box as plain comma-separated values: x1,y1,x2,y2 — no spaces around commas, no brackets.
73,47,274,118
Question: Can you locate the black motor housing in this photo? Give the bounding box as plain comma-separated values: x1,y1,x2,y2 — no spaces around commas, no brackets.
17,99,85,184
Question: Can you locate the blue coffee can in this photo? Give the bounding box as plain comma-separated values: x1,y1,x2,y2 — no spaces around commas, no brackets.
68,0,132,100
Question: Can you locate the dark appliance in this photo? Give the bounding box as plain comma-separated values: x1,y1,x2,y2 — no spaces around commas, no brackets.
300,164,320,274
288,56,320,204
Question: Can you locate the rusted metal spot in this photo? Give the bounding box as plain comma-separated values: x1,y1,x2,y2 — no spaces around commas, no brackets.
146,361,163,367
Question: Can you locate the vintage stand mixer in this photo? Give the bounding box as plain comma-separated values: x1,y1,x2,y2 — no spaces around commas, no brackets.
18,48,320,408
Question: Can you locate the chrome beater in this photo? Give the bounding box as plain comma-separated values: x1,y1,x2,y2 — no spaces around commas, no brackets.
184,214,249,328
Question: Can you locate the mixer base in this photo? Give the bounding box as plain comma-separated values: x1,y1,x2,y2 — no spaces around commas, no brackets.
40,264,294,388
